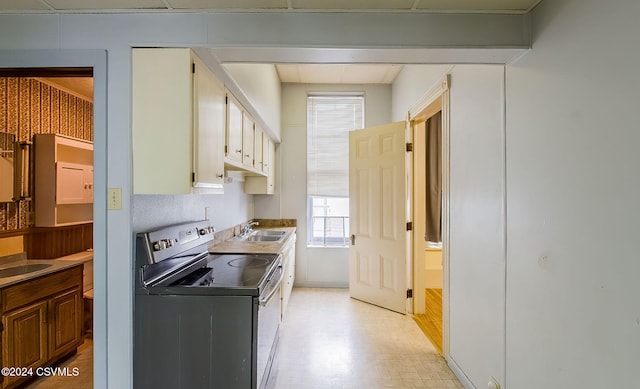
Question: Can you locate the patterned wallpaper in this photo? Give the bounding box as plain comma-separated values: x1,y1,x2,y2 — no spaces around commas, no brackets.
0,77,94,231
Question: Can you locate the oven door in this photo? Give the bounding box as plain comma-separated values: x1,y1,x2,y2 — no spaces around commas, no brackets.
256,259,283,389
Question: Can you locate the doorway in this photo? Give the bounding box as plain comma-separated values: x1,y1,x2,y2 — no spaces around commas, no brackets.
0,49,107,389
408,77,449,355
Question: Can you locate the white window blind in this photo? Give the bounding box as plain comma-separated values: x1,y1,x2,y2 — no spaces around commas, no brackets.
307,94,364,247
307,94,364,197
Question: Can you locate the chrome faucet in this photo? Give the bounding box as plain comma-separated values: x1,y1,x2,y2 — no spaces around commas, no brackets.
241,221,259,236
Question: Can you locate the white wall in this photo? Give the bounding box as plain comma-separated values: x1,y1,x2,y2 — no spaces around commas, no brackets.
391,64,452,121
280,83,392,287
221,63,282,141
132,180,253,233
392,64,507,388
506,0,640,387
447,65,506,388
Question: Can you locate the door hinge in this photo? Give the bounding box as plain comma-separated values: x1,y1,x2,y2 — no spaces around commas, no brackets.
224,145,228,154
406,142,413,152
192,172,195,183
192,63,196,74
406,289,413,298
406,222,413,231
225,95,228,104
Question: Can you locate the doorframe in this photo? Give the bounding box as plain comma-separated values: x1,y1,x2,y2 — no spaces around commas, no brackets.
407,75,450,357
0,49,108,389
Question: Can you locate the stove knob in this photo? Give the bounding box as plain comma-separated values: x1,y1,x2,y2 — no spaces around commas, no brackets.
199,228,207,235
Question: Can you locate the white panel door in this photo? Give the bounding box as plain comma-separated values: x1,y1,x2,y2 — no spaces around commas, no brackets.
349,121,408,314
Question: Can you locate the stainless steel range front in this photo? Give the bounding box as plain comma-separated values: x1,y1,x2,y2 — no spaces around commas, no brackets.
134,220,282,389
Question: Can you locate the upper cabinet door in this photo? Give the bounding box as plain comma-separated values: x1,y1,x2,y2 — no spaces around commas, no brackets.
193,56,225,188
226,94,244,164
56,162,93,204
254,125,264,172
242,112,255,168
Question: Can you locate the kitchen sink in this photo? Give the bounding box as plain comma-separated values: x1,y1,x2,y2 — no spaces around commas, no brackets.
0,263,52,278
253,230,287,237
244,235,282,242
230,231,286,242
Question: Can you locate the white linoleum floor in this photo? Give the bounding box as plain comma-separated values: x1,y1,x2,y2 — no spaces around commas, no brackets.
270,288,463,389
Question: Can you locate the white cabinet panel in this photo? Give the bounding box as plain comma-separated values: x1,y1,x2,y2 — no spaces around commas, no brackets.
132,48,225,194
56,162,93,204
242,112,255,168
35,134,93,226
225,93,244,165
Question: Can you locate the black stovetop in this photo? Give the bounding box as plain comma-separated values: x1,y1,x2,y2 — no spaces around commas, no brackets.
204,253,280,289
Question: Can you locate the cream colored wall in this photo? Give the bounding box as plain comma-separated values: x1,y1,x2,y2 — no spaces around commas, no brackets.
425,248,442,289
0,236,23,257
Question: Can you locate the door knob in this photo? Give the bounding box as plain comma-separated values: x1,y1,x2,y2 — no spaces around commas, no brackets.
350,234,356,245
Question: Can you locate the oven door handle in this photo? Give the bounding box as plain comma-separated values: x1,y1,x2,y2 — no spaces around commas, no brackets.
259,265,284,307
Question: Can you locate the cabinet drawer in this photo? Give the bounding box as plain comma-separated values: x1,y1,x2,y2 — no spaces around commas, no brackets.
1,265,83,313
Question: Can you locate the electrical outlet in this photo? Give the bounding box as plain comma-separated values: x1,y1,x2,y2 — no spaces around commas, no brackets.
108,188,122,210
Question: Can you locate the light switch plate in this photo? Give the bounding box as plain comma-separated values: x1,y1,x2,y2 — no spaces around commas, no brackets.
108,188,122,210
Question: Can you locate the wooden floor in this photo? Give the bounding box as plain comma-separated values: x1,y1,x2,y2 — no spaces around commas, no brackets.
413,288,443,354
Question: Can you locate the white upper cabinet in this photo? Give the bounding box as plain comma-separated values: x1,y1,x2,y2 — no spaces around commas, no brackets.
193,55,225,189
225,93,244,165
132,48,225,194
224,91,271,178
245,136,275,195
34,134,93,227
242,112,255,169
56,162,93,204
254,125,264,172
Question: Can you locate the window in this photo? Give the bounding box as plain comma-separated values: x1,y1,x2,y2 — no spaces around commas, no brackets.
307,94,364,247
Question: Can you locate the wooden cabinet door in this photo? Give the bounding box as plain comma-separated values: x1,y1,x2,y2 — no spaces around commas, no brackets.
242,112,255,168
48,288,83,360
226,94,244,164
2,301,48,388
193,55,225,189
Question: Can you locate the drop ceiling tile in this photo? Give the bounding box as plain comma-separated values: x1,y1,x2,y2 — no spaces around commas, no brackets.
0,0,51,10
341,65,381,83
292,0,415,10
298,64,346,84
167,0,288,9
46,0,166,10
275,64,300,83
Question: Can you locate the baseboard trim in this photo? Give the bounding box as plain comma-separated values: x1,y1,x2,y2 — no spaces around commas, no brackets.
447,355,476,389
293,282,348,288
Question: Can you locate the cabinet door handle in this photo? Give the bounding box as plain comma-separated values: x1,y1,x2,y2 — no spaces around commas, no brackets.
217,174,223,179
235,149,242,154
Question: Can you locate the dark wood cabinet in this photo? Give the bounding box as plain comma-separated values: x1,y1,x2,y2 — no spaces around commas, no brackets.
1,301,48,388
0,265,83,389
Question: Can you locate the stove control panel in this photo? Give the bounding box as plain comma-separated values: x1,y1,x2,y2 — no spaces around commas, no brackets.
152,225,215,252
138,220,217,264
199,226,215,236
152,239,176,251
